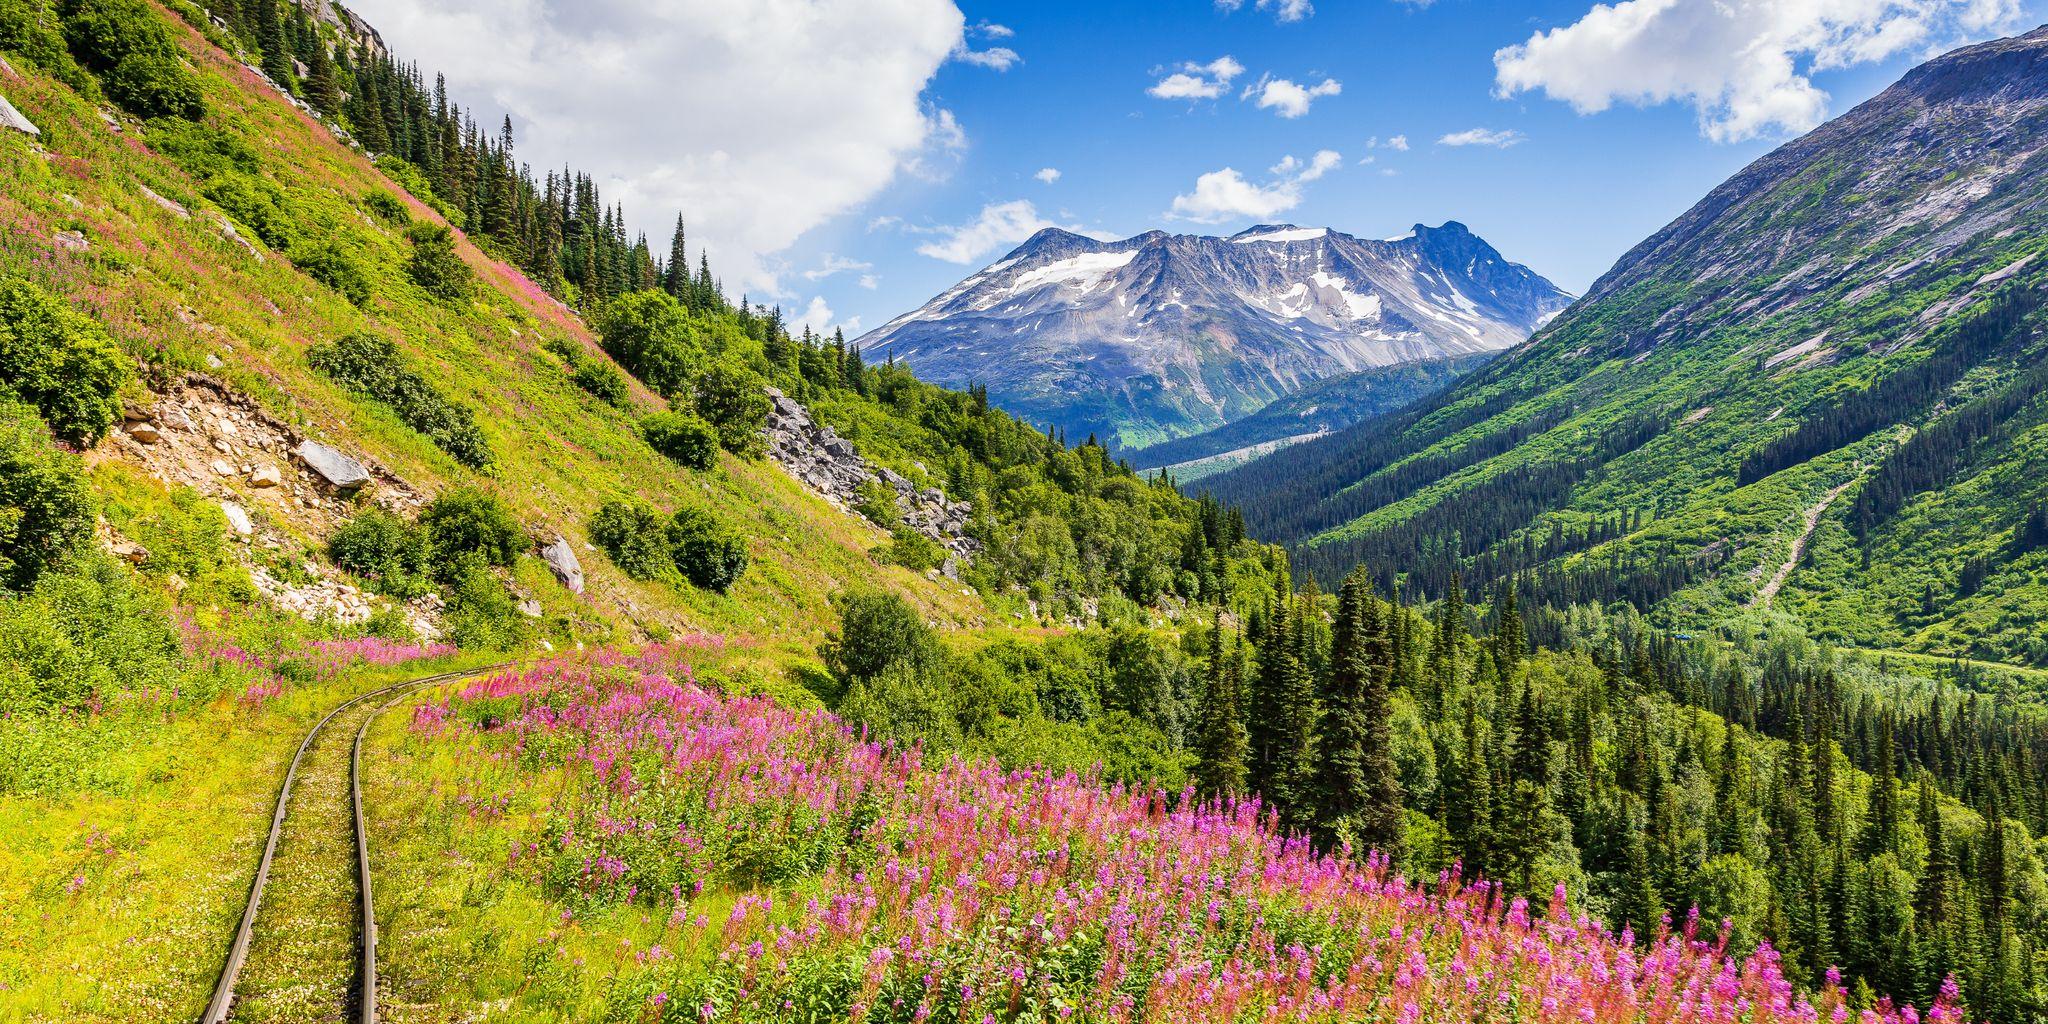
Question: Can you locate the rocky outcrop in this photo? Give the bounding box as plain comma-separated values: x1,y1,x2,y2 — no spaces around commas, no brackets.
541,535,585,595
297,439,371,490
0,92,37,136
763,387,981,566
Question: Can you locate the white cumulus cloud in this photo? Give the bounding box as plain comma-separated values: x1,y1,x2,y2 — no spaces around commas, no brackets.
1493,0,2024,143
1034,167,1062,184
341,0,967,293
788,296,859,338
914,200,1087,264
1243,74,1341,118
1438,127,1526,147
1168,149,1341,223
1148,56,1246,101
1367,134,1411,151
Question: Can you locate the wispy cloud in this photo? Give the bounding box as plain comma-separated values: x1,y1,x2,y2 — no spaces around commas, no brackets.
1034,167,1062,184
1438,126,1525,147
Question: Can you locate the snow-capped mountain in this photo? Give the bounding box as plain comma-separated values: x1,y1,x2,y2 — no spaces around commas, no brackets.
855,222,1572,449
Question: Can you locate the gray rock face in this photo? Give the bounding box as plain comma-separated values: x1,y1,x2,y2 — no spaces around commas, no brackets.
297,439,371,490
0,92,37,136
541,536,585,594
763,386,982,562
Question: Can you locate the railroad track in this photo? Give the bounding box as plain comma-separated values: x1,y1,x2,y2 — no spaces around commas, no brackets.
200,664,505,1024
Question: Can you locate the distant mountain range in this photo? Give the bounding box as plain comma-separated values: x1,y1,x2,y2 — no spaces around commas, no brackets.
1204,25,2048,667
855,222,1571,449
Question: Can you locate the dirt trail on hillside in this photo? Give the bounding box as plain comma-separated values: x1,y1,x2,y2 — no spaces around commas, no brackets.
1752,479,1857,608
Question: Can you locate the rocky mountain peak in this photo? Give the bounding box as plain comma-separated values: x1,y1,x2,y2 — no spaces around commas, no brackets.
858,221,1571,449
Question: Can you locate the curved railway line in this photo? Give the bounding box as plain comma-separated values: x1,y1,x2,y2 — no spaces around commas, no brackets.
199,664,504,1024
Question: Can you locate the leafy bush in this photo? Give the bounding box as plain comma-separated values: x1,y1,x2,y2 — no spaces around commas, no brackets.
307,333,493,469
640,411,718,471
853,479,901,530
201,173,296,250
328,506,430,597
0,281,131,445
823,589,936,684
362,190,411,224
588,499,747,591
419,487,524,579
0,0,94,94
665,506,748,592
886,528,943,572
0,405,94,591
291,241,373,306
373,156,463,227
403,222,472,302
571,359,630,408
694,361,770,459
588,499,672,582
438,552,530,651
59,0,205,120
0,553,181,716
597,290,701,398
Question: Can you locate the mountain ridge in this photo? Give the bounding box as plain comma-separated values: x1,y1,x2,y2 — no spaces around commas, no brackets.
856,219,1571,449
1204,23,2048,667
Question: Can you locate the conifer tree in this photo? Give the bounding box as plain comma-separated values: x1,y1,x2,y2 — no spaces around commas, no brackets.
1195,618,1250,800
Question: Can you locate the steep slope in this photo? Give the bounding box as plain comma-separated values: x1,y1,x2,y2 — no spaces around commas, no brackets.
857,222,1569,449
1207,25,2048,665
1130,352,1489,481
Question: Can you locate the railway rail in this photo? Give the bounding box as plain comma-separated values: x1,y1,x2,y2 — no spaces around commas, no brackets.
199,664,505,1024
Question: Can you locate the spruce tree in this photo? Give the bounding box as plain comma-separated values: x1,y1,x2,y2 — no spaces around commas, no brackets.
1195,618,1250,800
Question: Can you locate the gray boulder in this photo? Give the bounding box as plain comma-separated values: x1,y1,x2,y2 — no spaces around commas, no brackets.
0,92,37,136
541,536,585,594
296,440,371,490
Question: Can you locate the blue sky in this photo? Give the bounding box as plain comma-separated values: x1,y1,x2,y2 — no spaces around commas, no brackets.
347,0,2044,338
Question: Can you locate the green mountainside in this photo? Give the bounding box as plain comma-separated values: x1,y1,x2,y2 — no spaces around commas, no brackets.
1208,26,2048,667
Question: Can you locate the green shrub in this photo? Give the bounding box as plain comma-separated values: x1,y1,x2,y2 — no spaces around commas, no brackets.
307,333,493,469
0,281,131,445
588,499,673,581
597,290,701,398
853,479,901,530
202,173,296,250
100,50,203,119
0,405,94,591
823,589,935,684
403,222,472,302
373,156,463,228
439,552,531,651
695,361,770,459
291,241,373,306
640,411,718,470
362,190,410,224
886,528,943,572
59,0,205,120
145,119,261,177
0,0,95,95
328,506,429,597
571,359,631,408
665,505,748,592
92,465,252,605
0,553,181,716
419,487,524,579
